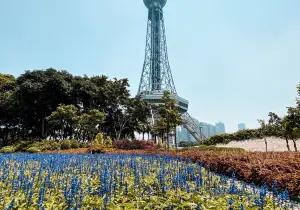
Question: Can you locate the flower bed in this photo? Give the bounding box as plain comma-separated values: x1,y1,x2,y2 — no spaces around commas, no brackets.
108,149,300,200
174,150,300,199
42,147,300,199
0,153,296,209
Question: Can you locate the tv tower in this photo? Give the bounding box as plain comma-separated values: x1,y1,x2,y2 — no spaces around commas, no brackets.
137,0,205,142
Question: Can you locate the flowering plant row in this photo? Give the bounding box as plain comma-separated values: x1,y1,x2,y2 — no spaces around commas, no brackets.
0,153,296,209
109,149,300,199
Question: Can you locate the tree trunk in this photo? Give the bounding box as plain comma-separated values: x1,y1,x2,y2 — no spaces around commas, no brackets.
174,128,177,150
292,139,298,152
41,116,45,139
264,138,268,152
285,137,291,151
167,132,170,149
142,132,145,141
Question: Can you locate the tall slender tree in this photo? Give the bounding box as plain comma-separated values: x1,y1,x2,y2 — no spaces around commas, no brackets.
258,119,268,152
153,91,182,147
283,107,300,152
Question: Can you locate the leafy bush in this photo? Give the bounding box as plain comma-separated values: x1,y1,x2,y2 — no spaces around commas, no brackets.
92,133,112,148
178,141,198,148
26,146,42,153
79,142,88,148
60,139,81,150
205,129,262,145
14,140,35,151
93,133,105,145
26,140,61,152
60,140,72,150
0,145,18,153
69,140,80,149
88,133,114,154
0,139,87,153
59,140,71,149
113,140,157,150
44,141,61,151
0,141,37,153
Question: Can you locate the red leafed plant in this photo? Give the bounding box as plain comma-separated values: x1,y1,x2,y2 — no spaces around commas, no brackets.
113,140,158,150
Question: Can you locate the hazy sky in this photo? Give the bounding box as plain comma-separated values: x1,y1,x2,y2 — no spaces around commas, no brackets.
1,0,300,132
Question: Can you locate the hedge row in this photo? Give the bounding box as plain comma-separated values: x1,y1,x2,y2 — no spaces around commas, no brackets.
204,129,263,145
0,139,160,153
0,140,87,153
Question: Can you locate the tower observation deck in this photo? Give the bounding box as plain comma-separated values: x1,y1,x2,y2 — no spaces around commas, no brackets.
137,0,206,142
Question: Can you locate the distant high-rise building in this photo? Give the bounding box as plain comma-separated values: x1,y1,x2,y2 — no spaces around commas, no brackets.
238,123,246,131
215,122,225,134
177,119,226,142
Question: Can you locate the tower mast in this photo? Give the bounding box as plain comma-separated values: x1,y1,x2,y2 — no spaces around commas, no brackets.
137,0,206,142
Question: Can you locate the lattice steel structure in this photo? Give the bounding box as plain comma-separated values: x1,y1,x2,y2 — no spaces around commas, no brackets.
138,0,176,95
137,0,206,142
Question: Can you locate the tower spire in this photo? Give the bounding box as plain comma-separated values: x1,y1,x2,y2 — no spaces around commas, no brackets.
137,0,206,143
138,0,176,95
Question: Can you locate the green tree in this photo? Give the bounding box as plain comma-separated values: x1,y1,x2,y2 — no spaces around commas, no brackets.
111,98,150,140
283,107,300,152
47,104,79,140
153,91,182,147
152,118,167,144
0,73,16,101
258,112,284,152
76,109,106,141
258,119,268,152
137,121,152,141
71,76,98,110
15,69,73,138
126,99,150,139
0,74,18,146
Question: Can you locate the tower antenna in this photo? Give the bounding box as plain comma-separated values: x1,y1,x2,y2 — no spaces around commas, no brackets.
137,0,206,142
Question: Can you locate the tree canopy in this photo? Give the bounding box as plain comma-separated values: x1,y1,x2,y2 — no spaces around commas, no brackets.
0,69,150,146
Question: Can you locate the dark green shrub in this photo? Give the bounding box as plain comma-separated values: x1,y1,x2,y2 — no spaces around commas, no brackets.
69,140,80,149
14,140,35,151
79,142,88,148
50,141,61,150
42,141,61,151
59,140,80,150
205,129,264,145
60,140,72,150
178,141,198,147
